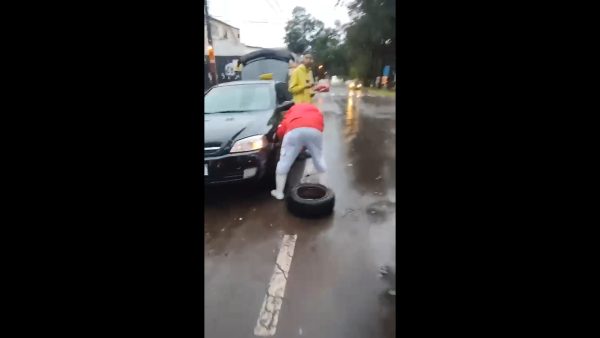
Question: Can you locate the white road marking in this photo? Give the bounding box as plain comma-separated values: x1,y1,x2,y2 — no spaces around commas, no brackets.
253,234,298,336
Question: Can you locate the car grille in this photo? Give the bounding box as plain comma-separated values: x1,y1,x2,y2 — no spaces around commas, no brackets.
207,173,244,183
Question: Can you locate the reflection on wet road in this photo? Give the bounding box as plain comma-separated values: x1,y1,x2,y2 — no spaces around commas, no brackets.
205,86,396,338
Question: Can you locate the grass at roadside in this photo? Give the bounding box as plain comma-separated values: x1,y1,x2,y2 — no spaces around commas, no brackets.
366,88,396,97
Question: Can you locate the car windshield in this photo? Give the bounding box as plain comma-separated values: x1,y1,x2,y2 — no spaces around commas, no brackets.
205,84,274,114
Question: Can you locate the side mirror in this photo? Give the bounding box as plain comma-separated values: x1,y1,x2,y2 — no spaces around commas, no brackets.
276,100,294,112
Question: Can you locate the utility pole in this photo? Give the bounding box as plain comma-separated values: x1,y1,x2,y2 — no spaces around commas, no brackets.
204,1,218,85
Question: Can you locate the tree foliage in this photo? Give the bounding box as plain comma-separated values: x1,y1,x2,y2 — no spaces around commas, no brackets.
344,0,396,82
284,7,325,54
284,7,348,76
283,1,395,82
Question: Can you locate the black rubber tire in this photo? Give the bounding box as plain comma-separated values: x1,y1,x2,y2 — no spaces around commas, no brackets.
297,152,311,161
286,183,335,218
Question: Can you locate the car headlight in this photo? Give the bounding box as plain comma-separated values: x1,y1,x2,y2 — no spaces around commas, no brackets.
230,135,268,153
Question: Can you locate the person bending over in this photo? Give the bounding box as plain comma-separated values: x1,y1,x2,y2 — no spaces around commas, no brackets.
271,103,326,200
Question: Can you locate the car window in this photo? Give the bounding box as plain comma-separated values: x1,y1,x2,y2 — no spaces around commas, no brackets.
242,59,289,83
205,84,274,113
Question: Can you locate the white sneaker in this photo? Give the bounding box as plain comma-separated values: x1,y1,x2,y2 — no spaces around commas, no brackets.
270,190,284,200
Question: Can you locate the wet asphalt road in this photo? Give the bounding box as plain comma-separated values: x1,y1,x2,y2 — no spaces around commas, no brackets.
204,86,396,338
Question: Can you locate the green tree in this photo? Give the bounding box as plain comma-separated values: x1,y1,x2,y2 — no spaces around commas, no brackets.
284,7,350,78
284,1,395,82
312,28,339,67
342,0,395,82
284,7,325,54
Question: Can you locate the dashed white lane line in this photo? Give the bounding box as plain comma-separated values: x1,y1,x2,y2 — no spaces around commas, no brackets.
253,234,298,336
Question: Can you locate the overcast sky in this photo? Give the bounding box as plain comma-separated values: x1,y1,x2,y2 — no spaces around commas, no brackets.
207,0,351,48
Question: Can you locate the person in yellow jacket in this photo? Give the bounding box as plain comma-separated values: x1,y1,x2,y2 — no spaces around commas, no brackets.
289,53,315,104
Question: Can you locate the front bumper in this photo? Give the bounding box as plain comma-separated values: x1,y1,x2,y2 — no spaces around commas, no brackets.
204,148,270,185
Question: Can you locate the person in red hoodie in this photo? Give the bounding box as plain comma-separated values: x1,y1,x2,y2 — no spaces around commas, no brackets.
271,103,327,200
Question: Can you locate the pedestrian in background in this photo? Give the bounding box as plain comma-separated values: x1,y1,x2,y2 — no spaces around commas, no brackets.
288,53,315,104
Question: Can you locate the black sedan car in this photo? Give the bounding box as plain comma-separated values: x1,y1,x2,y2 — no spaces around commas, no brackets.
204,80,293,185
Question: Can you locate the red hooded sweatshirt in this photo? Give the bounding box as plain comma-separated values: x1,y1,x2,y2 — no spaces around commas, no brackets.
276,103,324,141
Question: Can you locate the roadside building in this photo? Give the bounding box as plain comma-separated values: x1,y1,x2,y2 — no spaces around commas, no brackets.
204,16,262,88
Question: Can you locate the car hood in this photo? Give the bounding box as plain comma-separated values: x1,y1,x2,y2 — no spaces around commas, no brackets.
204,110,276,153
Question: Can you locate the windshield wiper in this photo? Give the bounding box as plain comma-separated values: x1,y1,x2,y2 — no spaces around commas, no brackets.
206,110,247,114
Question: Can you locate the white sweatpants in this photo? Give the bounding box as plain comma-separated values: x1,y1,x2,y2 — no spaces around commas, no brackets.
276,127,326,175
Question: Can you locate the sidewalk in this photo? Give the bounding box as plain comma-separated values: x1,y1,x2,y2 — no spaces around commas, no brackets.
366,87,396,97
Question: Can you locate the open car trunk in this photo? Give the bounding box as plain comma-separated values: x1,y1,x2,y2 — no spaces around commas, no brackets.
240,49,296,84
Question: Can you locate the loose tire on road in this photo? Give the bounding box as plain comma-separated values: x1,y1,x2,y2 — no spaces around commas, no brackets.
286,183,335,218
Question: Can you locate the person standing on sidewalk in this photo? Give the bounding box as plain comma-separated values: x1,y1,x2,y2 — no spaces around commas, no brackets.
288,53,315,104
